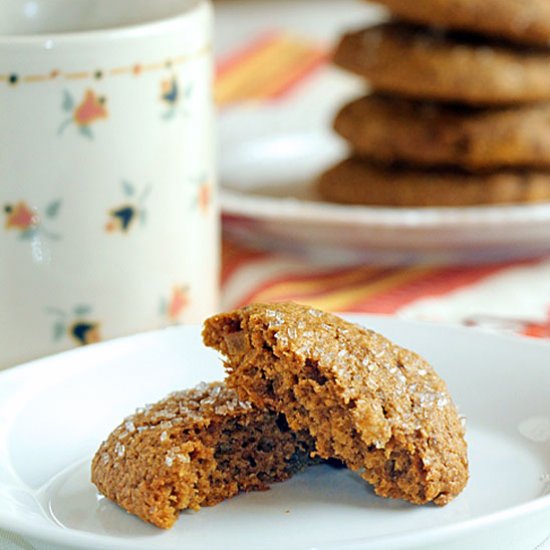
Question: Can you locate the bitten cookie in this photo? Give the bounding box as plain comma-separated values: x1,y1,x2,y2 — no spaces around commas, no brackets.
334,95,550,170
317,157,550,207
369,0,550,48
333,23,550,105
91,381,315,528
203,303,469,506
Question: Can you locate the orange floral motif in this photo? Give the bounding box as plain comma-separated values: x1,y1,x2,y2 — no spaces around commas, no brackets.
159,286,190,323
4,199,61,240
4,201,38,231
58,89,108,139
198,183,211,214
168,286,189,321
74,90,108,126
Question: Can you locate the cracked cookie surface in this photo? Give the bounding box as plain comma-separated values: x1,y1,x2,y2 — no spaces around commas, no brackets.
203,303,469,506
91,381,315,528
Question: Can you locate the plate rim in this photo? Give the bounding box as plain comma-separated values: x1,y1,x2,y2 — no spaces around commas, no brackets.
1,316,550,550
220,130,550,229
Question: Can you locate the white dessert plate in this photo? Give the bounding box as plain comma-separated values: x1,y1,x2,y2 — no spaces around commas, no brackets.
220,108,550,265
1,316,550,550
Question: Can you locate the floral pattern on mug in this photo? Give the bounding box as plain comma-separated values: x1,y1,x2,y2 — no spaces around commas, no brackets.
106,181,151,233
3,199,62,240
197,181,211,214
46,305,101,345
58,89,108,139
160,76,192,119
189,175,211,214
160,285,190,323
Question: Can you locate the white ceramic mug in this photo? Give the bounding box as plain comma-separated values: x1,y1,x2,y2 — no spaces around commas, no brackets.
0,0,218,369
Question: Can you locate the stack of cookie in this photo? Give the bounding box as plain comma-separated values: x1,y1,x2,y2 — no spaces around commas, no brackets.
318,0,550,207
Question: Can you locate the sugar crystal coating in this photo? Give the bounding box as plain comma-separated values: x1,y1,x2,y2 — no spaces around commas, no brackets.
91,381,315,528
203,302,469,506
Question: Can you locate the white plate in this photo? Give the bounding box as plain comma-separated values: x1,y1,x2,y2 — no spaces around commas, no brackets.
220,124,550,265
1,317,550,550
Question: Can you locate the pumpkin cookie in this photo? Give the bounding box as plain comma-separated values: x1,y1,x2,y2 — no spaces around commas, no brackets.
334,23,550,105
369,0,550,48
91,381,315,528
317,157,550,207
335,95,550,170
203,303,469,506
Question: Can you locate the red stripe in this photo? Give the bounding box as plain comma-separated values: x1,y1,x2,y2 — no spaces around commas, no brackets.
221,241,269,286
355,261,537,314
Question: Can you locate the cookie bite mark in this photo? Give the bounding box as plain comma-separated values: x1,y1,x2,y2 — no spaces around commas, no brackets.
203,303,469,506
91,381,315,528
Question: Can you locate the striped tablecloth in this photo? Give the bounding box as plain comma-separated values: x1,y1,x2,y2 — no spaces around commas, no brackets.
4,27,550,550
217,32,550,343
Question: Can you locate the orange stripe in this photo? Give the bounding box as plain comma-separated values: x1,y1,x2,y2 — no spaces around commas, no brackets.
216,31,280,78
247,267,387,304
254,51,324,99
216,37,295,104
281,268,436,312
215,32,326,105
326,267,436,312
269,50,327,100
354,262,531,314
236,266,429,311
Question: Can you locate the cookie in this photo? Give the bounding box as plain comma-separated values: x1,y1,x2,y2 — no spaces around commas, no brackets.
334,95,550,170
369,0,550,48
333,23,550,105
91,381,315,528
203,303,469,506
317,157,550,207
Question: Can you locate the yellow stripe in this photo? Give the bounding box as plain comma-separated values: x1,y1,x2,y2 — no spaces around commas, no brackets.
65,71,91,80
216,38,286,103
219,40,316,101
143,62,165,72
310,267,436,311
252,268,380,302
251,267,435,312
251,49,322,98
216,34,322,104
23,75,50,83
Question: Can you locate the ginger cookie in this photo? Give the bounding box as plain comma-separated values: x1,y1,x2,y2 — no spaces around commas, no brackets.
369,0,550,48
317,157,550,207
203,303,469,506
91,381,315,528
335,95,550,170
334,23,550,105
